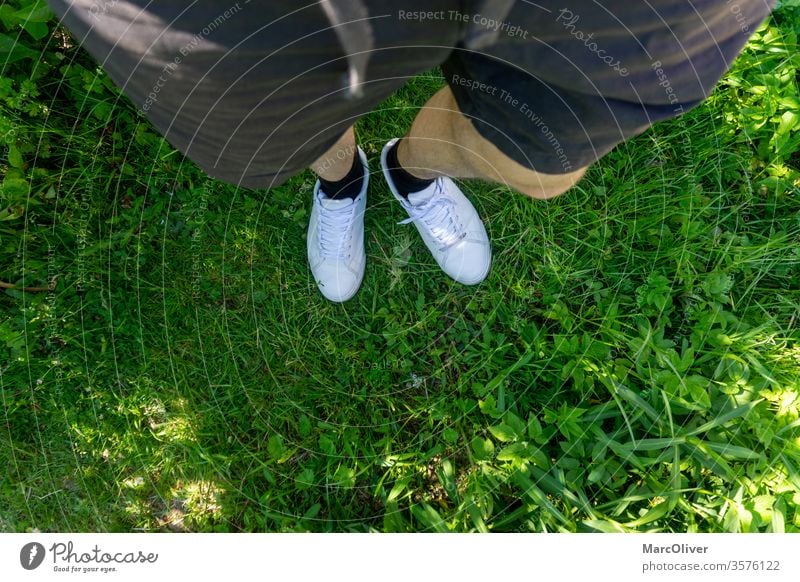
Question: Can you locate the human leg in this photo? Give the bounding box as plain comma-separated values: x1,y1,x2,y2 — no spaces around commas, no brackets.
436,0,776,197
310,126,357,183
397,87,587,200
382,0,774,285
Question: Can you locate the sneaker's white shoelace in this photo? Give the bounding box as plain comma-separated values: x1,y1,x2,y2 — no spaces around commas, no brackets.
318,200,356,260
399,180,466,251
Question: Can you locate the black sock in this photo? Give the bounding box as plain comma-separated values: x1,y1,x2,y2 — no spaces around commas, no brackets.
318,153,364,200
386,140,435,198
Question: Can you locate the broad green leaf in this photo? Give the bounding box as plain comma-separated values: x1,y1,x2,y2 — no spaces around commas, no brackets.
488,423,517,443
630,437,686,451
7,144,23,168
294,467,314,491
527,413,543,441
504,411,526,438
583,519,628,533
704,442,763,460
478,394,503,419
298,414,312,438
1,174,28,201
470,436,494,461
303,503,321,520
624,501,670,528
0,33,39,63
267,434,284,459
770,498,786,533
386,479,409,503
686,400,761,436
333,465,355,488
496,442,527,462
21,20,48,41
13,0,53,22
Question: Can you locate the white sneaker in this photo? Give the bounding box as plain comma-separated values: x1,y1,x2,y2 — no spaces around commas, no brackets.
307,148,368,302
380,139,491,285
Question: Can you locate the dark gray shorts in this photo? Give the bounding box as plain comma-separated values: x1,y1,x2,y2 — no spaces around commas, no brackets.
47,0,774,188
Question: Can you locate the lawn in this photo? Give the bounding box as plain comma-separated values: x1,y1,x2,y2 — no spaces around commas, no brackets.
1,1,799,532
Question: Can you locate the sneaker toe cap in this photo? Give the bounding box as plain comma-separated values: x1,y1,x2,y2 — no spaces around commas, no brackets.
442,241,491,285
312,261,362,302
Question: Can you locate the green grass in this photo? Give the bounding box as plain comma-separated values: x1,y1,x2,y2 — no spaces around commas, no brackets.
2,2,800,532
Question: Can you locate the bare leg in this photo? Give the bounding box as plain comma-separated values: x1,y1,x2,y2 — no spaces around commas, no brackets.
310,126,357,181
398,87,587,199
